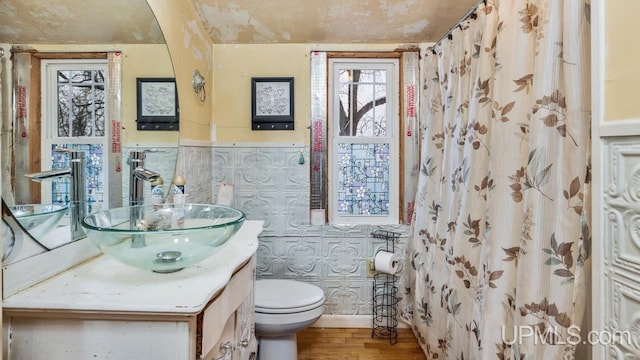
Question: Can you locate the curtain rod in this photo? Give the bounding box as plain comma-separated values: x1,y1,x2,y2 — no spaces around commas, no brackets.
430,0,485,52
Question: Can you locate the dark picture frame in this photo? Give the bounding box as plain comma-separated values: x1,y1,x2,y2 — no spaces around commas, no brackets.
251,77,294,130
136,77,179,131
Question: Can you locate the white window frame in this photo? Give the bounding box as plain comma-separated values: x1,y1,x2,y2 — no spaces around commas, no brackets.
328,58,400,225
40,59,109,209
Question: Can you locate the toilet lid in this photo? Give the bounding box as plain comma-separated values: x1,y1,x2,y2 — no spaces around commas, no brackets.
255,279,325,313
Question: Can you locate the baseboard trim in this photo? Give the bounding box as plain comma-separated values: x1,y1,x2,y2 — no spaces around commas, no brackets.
311,315,409,329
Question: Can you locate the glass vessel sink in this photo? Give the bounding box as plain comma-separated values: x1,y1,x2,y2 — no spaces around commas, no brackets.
81,204,245,273
9,204,68,242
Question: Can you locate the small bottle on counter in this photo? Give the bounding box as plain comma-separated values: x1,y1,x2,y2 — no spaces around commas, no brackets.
172,175,187,228
172,175,186,205
150,176,164,209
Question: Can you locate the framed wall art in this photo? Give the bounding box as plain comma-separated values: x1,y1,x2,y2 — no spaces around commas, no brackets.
251,77,294,130
136,77,179,131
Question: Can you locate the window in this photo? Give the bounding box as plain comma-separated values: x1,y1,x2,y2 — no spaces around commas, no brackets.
41,60,109,213
328,58,400,225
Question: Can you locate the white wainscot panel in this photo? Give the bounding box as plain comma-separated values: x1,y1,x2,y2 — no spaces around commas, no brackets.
604,138,640,275
608,273,640,358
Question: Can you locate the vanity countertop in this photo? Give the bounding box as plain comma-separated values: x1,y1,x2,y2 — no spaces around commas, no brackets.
3,220,262,315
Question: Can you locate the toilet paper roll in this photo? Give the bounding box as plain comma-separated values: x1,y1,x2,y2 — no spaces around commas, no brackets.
374,251,398,274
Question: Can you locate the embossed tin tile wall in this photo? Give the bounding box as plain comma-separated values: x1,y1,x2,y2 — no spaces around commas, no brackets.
213,145,310,236
134,145,214,206
212,145,409,315
121,145,178,206
176,145,215,204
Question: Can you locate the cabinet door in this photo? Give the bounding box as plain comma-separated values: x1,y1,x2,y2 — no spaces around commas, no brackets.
234,267,257,360
201,256,257,360
6,316,192,360
202,314,235,360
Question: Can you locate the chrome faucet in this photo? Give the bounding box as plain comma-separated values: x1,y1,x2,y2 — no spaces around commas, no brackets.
26,150,87,242
129,150,161,248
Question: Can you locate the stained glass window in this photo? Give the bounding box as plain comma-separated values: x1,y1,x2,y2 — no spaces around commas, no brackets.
336,143,390,216
50,144,105,214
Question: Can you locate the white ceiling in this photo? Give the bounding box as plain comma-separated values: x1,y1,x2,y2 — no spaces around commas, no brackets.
1,0,477,45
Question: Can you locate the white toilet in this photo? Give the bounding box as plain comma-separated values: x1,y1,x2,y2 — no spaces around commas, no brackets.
254,279,325,360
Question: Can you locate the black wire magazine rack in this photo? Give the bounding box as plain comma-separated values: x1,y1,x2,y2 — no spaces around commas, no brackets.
371,229,400,345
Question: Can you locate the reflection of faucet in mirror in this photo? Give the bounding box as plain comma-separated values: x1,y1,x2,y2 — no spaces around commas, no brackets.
25,150,87,242
1,0,180,268
129,150,162,248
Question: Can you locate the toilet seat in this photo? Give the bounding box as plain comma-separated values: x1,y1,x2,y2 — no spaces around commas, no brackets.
254,279,325,359
255,279,325,314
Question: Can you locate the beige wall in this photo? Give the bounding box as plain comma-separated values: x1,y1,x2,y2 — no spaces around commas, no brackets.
147,0,405,143
146,0,214,143
604,1,640,121
118,44,176,144
211,43,402,144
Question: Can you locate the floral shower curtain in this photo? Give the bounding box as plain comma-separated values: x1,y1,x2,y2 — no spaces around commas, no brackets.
398,1,591,359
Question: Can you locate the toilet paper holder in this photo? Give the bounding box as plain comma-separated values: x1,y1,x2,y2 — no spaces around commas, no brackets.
367,231,400,275
372,250,398,274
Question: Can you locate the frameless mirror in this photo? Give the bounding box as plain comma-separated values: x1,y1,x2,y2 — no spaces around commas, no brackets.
0,0,179,264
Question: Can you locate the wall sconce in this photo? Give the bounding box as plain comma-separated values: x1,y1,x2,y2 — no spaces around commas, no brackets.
192,69,206,102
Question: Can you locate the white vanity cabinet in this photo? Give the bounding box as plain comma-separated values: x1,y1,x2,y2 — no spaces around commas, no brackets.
199,257,258,360
3,221,262,360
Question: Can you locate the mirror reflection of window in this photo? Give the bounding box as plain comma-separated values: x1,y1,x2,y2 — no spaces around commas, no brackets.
42,60,109,213
50,144,104,214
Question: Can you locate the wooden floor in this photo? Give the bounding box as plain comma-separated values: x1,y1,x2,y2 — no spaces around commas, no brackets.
297,328,426,360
